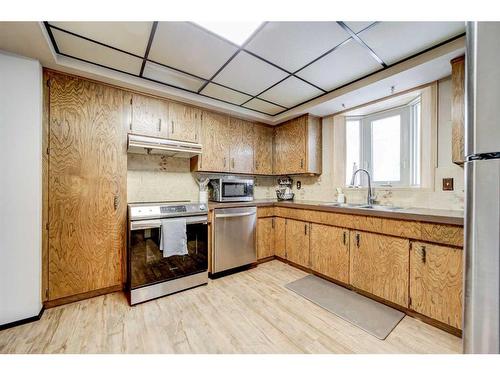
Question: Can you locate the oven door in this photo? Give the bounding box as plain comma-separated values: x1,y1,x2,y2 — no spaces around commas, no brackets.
221,181,254,201
128,215,208,291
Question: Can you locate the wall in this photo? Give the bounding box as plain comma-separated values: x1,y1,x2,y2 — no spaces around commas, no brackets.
255,78,465,211
127,154,199,203
0,51,43,324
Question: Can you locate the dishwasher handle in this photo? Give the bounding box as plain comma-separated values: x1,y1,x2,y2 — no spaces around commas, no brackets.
215,211,257,219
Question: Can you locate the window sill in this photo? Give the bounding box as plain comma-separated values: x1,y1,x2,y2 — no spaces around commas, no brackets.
343,186,434,192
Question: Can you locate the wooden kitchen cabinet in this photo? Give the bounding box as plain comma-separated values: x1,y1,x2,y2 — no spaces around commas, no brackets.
257,217,274,260
192,110,231,172
254,124,273,174
451,55,465,165
130,93,169,138
350,231,409,307
310,224,350,284
168,101,200,143
274,217,286,259
47,73,127,302
229,117,255,174
273,114,321,175
285,219,310,268
410,241,463,329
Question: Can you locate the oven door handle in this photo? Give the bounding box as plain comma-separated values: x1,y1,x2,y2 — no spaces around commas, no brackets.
130,220,162,230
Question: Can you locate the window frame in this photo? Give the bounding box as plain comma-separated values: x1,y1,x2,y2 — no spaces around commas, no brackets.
345,97,422,188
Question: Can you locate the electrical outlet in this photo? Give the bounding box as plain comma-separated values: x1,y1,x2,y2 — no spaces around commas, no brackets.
442,178,454,191
296,181,301,190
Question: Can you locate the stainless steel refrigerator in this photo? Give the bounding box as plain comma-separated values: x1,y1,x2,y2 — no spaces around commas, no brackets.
463,21,500,354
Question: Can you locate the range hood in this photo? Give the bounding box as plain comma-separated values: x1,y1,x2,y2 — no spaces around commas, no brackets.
127,134,202,158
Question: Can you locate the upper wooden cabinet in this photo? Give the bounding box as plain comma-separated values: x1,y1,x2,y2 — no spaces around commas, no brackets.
229,117,255,174
254,124,274,175
350,231,409,307
451,55,465,165
194,110,231,172
130,93,169,138
168,101,200,143
310,224,350,284
410,241,463,329
273,114,322,175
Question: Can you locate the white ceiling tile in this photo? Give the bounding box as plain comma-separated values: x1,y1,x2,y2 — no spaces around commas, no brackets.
52,28,143,75
296,39,382,91
259,76,323,108
358,22,465,65
213,51,288,96
201,83,252,105
245,22,351,72
344,21,376,33
243,98,284,115
148,22,238,79
143,62,205,91
50,22,153,56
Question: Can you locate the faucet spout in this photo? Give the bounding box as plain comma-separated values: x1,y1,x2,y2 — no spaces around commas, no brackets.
350,168,375,205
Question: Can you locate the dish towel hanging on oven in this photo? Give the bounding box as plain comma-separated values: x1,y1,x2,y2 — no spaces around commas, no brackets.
160,218,188,257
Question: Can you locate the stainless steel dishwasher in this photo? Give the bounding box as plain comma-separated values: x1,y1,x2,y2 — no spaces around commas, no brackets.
212,206,257,274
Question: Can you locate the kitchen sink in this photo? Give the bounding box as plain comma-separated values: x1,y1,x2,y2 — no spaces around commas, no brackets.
320,202,403,211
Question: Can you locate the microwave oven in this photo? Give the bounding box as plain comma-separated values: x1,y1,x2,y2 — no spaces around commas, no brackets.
209,177,254,202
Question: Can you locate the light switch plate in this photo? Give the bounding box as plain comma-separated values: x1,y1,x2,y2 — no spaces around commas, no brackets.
442,178,454,191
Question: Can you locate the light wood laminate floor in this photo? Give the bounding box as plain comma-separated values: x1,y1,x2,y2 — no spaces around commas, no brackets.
0,261,462,354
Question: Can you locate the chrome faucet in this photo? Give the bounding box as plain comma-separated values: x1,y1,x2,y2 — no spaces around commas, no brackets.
350,168,375,206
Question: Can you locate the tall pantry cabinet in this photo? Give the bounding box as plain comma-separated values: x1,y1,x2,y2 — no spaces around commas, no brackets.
43,71,127,305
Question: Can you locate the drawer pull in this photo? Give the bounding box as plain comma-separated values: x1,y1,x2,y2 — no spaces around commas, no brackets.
343,231,347,246
421,246,427,264
158,119,162,132
355,233,360,248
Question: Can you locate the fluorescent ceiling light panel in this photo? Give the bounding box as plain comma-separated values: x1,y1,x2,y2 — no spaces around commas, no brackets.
194,21,262,45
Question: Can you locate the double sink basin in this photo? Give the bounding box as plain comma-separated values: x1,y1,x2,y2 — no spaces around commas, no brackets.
319,202,404,211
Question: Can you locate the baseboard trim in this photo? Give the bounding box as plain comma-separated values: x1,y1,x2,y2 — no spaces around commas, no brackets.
44,284,123,308
0,307,45,331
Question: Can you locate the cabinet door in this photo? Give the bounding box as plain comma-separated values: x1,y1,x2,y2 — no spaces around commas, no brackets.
410,242,463,329
451,56,465,165
274,116,306,175
130,93,168,137
350,231,409,307
310,224,349,283
285,219,310,267
168,101,200,143
48,75,126,300
274,217,286,259
257,218,274,259
199,110,230,172
254,124,273,174
229,117,254,174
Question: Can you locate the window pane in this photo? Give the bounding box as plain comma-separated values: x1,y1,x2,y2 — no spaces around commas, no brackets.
412,101,421,186
371,115,401,182
345,120,360,185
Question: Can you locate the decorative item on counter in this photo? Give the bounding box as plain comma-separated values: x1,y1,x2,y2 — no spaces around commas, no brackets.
276,176,294,201
336,187,345,203
197,177,210,203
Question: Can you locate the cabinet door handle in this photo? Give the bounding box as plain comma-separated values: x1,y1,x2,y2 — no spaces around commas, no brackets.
113,195,119,211
300,159,304,169
343,231,347,246
223,157,227,168
355,233,360,248
304,224,308,235
171,120,174,134
232,158,235,169
158,119,162,132
421,246,427,264
272,218,275,229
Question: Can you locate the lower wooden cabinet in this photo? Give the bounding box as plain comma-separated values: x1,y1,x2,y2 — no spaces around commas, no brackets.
285,219,310,268
274,217,286,259
350,231,409,307
257,217,274,260
410,241,463,329
310,224,349,284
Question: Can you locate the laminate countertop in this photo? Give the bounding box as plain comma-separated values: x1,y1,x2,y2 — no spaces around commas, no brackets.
208,199,464,226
